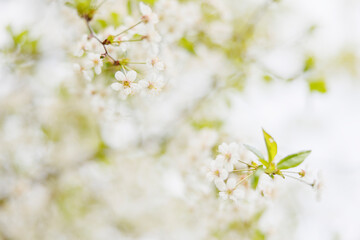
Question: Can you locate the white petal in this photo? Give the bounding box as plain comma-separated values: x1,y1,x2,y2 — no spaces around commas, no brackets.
151,13,159,24
219,169,229,180
215,155,225,164
126,70,137,82
115,71,126,81
224,162,234,172
219,192,228,200
155,61,165,71
111,82,122,91
218,143,228,154
206,172,214,182
139,79,149,88
214,179,226,191
124,88,132,96
229,142,239,153
95,65,101,75
226,178,237,189
83,70,93,82
232,189,243,199
139,2,152,15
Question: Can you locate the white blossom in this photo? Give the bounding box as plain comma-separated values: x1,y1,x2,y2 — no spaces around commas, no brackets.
140,2,159,25
74,63,93,81
206,159,228,183
111,70,139,97
146,56,165,71
139,74,164,95
85,53,103,75
218,178,243,202
217,142,241,171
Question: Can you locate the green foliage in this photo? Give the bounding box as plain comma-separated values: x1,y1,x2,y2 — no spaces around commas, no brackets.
212,210,266,239
244,130,311,189
244,144,268,167
263,75,273,83
93,140,110,163
178,37,196,54
201,2,221,23
65,0,98,20
139,0,157,5
252,229,266,240
303,56,315,72
262,129,277,163
55,185,97,220
277,151,311,170
191,119,223,130
2,26,41,72
251,166,264,189
227,73,246,92
308,78,327,93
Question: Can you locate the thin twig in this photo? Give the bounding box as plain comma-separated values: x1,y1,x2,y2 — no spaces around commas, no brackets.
283,174,314,186
114,21,143,37
85,20,117,64
236,172,255,187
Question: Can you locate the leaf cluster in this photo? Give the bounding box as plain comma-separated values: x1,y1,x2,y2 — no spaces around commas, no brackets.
245,129,311,189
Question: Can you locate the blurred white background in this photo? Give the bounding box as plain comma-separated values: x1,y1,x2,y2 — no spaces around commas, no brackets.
1,0,360,239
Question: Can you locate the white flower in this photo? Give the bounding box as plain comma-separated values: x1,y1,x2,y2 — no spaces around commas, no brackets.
218,178,243,202
139,74,164,95
74,34,91,57
217,142,241,171
140,2,159,25
206,159,228,183
141,28,162,54
146,57,165,71
111,70,139,97
85,53,103,75
116,35,130,52
74,63,93,81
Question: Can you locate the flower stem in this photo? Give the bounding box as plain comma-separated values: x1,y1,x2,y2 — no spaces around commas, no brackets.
128,62,146,64
283,174,314,187
85,20,118,64
114,21,143,37
236,172,255,187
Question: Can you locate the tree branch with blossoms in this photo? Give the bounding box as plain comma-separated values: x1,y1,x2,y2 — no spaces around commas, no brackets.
68,0,165,98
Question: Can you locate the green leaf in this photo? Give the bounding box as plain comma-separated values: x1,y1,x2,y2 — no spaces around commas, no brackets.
262,129,277,163
308,78,327,93
252,229,266,240
303,56,315,72
191,119,223,130
251,166,264,190
136,0,157,6
178,37,196,54
244,144,268,167
263,75,273,83
277,150,311,170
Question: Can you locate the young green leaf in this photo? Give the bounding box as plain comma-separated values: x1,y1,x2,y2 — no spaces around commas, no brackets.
244,144,268,167
250,166,264,190
308,78,327,93
277,150,311,170
262,129,277,163
178,37,196,55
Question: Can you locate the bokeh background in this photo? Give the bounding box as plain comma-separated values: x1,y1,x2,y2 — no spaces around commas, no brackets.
0,0,360,239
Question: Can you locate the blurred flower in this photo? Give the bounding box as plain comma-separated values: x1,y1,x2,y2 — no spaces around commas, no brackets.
217,142,241,171
140,2,159,25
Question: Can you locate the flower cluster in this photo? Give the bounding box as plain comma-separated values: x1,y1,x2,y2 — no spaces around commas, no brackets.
207,130,315,203
207,142,251,202
73,2,165,98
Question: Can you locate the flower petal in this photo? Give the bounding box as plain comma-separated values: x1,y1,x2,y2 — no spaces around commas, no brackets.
111,82,122,91
139,2,152,16
126,70,137,82
115,71,126,81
